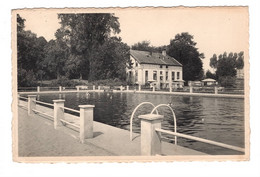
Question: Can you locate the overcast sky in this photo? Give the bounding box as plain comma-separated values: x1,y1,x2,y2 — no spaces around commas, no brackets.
18,7,248,72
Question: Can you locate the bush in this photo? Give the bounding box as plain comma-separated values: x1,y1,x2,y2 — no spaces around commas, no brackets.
88,78,127,87
219,76,236,88
50,76,87,87
18,68,37,87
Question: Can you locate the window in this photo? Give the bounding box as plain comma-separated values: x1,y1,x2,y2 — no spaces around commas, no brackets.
135,62,138,67
135,71,138,82
160,71,163,75
166,65,168,68
177,72,180,80
166,71,168,81
172,72,175,81
145,70,148,82
160,76,163,81
160,65,163,68
153,71,157,81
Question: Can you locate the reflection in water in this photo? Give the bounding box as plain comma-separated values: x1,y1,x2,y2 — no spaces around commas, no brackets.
36,92,244,155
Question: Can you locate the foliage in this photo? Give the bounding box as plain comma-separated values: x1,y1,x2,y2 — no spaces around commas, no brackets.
89,79,127,87
218,76,236,88
88,37,130,81
18,68,37,87
167,32,204,81
50,77,87,87
17,14,47,87
209,51,244,79
131,40,167,53
205,70,216,80
56,13,121,80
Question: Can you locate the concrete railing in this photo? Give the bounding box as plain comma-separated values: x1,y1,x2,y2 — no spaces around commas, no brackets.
138,113,245,156
25,95,95,143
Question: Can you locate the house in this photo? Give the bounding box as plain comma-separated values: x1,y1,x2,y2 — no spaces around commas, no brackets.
126,49,183,89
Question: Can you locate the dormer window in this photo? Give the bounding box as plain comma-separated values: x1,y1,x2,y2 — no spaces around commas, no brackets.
136,62,138,67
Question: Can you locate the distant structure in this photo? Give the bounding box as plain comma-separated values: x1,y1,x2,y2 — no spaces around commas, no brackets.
126,49,183,89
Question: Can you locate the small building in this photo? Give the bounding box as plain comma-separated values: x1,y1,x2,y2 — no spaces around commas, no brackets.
126,49,183,89
201,78,217,86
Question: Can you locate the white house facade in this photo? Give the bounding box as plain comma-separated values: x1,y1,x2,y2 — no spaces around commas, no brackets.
126,50,183,89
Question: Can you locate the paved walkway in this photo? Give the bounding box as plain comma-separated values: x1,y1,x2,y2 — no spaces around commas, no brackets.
18,101,206,157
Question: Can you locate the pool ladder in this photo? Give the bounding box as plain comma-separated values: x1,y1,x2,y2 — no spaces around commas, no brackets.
130,102,177,144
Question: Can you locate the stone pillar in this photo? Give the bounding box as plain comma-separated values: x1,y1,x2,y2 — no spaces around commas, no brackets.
98,86,101,90
138,114,163,156
120,85,123,91
152,86,155,92
93,85,95,90
53,100,65,129
169,86,172,92
79,105,95,143
37,86,40,92
189,86,193,93
126,85,129,91
215,86,218,94
28,95,37,115
76,86,79,92
138,84,141,91
59,86,62,92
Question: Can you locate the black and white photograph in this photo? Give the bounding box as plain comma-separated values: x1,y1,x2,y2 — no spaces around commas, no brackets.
12,7,249,162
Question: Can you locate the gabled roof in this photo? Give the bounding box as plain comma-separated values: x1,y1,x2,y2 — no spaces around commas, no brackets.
130,49,182,67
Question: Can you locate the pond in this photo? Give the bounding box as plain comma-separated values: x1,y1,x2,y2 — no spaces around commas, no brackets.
33,92,244,155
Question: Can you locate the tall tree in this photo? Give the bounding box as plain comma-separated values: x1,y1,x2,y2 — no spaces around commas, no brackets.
56,13,121,80
167,32,204,81
17,14,47,86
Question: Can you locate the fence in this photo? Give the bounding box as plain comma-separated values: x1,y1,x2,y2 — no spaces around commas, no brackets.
18,95,95,143
138,113,245,156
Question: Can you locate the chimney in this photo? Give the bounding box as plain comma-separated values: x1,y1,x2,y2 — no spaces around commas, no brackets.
162,50,166,56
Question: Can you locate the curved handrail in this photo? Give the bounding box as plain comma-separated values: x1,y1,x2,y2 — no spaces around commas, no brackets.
130,102,158,141
150,104,177,145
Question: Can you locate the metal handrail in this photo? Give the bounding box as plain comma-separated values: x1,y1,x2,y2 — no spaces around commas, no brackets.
60,119,80,128
32,109,54,119
18,96,28,100
150,104,177,144
60,106,80,114
33,100,54,107
155,128,245,153
130,102,159,141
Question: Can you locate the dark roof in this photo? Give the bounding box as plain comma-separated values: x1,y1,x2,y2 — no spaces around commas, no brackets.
130,49,182,67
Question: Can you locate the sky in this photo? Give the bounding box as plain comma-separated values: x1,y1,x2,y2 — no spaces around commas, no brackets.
18,7,248,72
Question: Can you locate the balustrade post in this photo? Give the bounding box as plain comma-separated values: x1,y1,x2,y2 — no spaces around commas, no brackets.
120,85,123,91
138,114,163,156
98,86,101,90
28,95,37,115
169,86,172,92
152,86,155,92
214,86,218,94
93,85,95,90
37,86,40,92
53,100,65,129
189,86,193,93
59,86,62,92
138,84,141,91
79,105,95,143
127,85,129,91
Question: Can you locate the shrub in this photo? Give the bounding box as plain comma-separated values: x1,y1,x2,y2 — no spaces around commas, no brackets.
219,76,236,88
18,68,37,87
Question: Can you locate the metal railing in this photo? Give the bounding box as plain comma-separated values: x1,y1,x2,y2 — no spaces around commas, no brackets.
155,128,245,153
60,106,80,114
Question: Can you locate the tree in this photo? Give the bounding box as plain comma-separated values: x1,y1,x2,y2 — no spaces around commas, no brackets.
205,70,216,80
89,37,131,81
17,14,47,86
209,54,218,71
43,39,68,79
167,32,204,81
56,13,121,80
236,51,244,69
